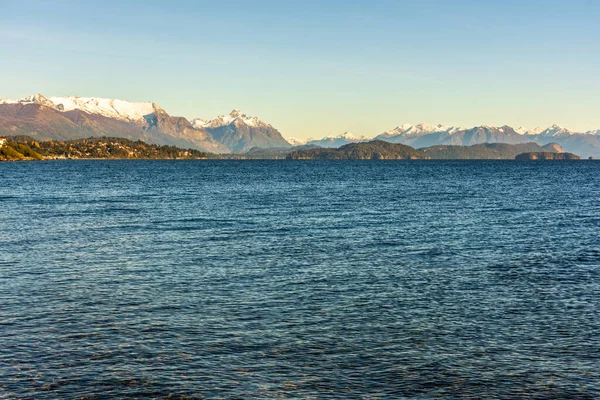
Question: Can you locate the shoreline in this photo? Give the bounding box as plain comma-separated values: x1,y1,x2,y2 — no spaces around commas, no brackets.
1,157,595,163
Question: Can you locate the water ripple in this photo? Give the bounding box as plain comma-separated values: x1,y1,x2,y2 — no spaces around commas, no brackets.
0,160,598,398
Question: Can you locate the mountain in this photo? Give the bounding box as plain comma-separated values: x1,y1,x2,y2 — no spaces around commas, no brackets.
287,140,428,160
421,142,564,159
0,96,290,153
3,94,599,156
0,94,156,122
373,123,600,158
375,123,464,144
514,126,545,135
192,109,290,153
0,94,228,153
305,132,370,148
284,137,308,146
536,124,573,137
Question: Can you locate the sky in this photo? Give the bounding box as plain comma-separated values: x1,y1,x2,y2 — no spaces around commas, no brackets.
1,0,599,139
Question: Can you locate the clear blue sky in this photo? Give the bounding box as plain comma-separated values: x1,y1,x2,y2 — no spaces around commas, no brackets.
1,0,599,138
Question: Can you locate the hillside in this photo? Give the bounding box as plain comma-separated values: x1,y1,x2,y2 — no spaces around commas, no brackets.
196,110,291,153
286,140,428,160
421,142,564,159
0,136,212,160
244,144,321,159
0,96,290,153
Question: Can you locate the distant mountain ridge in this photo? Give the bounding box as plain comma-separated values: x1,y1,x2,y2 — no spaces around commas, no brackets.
312,123,600,157
373,123,600,158
192,109,290,153
2,94,600,156
303,132,370,148
0,94,290,153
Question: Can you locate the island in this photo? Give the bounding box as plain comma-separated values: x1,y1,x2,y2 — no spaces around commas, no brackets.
515,152,581,160
286,140,429,160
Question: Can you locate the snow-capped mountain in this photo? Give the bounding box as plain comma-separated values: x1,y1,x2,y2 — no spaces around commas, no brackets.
536,124,572,137
515,126,544,135
373,123,600,157
197,109,266,129
0,95,291,153
0,94,226,152
49,96,155,122
190,118,208,128
1,93,58,109
2,94,599,156
375,123,464,144
191,109,290,153
285,137,308,146
305,132,371,148
1,94,155,122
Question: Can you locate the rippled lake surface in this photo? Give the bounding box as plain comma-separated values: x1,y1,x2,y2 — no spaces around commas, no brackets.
1,160,599,399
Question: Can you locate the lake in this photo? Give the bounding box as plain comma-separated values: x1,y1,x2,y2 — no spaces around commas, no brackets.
1,160,598,398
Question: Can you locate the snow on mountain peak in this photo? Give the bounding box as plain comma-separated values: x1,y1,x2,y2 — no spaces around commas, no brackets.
515,126,545,135
48,96,156,122
191,118,209,128
515,126,527,135
334,132,367,141
381,123,457,137
540,124,572,137
0,94,157,122
285,137,308,146
1,93,56,108
197,110,268,129
304,131,370,147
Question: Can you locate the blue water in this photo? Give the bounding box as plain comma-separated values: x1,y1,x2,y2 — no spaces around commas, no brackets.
1,160,599,399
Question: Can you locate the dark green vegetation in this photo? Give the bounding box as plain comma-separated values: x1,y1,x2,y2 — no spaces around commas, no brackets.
285,140,571,160
0,136,211,161
287,140,428,160
1,136,582,162
515,152,581,160
421,142,564,160
244,144,321,159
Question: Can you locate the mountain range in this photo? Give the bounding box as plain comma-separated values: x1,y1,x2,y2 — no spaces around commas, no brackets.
293,123,600,158
0,95,289,153
1,94,600,157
